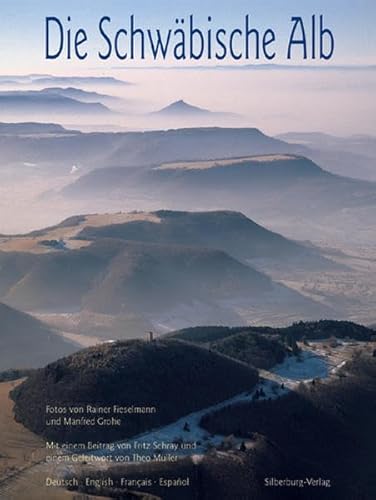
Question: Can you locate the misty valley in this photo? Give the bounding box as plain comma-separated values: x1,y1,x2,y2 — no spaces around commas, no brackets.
0,69,375,500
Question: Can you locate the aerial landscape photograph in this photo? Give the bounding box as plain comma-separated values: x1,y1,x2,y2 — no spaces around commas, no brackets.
0,1,375,499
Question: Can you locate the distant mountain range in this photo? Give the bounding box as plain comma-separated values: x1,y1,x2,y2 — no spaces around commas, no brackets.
0,122,69,135
0,124,374,237
41,87,121,105
0,126,300,175
169,320,375,344
92,128,296,166
76,209,318,262
0,237,292,323
0,89,114,115
0,74,131,87
56,145,376,254
0,122,371,186
32,76,131,87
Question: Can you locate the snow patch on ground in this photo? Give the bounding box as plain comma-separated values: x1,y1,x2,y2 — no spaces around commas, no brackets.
272,350,329,382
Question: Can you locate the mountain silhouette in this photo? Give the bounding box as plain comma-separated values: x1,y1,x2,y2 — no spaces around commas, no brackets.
152,100,236,118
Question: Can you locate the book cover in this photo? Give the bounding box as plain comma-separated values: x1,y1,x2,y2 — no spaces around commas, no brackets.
0,1,375,499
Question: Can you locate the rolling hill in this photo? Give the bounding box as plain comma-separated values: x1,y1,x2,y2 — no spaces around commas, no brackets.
0,239,272,314
144,154,339,203
62,154,327,198
0,127,298,170
62,153,376,224
95,128,296,168
40,87,121,107
11,338,259,441
76,210,309,261
0,211,332,332
62,153,325,200
168,320,375,344
0,122,69,135
166,320,375,369
0,124,373,245
0,74,131,88
0,302,77,370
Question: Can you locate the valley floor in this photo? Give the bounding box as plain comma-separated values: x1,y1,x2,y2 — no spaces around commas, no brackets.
252,241,376,326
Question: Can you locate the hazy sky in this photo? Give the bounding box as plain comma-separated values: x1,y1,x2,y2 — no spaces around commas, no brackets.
0,0,375,73
0,1,374,138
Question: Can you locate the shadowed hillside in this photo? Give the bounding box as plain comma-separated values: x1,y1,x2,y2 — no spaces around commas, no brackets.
1,239,272,313
81,241,273,315
0,121,69,135
0,302,77,370
77,210,312,262
11,339,259,441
